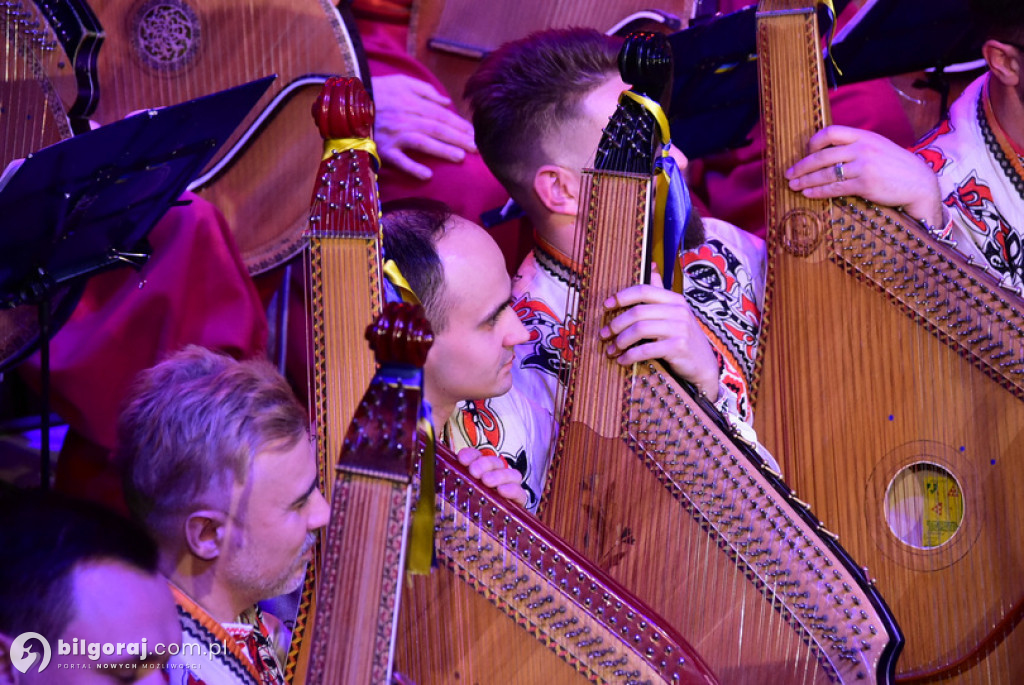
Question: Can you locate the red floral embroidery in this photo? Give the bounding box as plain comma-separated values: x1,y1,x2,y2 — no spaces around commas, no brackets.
550,320,578,365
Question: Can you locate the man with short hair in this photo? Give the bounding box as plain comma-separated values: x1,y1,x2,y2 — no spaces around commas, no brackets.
786,0,1024,293
456,28,771,500
382,200,536,507
117,345,330,685
465,28,767,420
0,491,180,684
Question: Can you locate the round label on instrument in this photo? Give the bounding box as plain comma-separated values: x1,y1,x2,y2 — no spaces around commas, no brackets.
885,462,964,549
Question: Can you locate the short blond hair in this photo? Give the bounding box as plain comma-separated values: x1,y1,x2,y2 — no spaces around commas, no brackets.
116,345,308,542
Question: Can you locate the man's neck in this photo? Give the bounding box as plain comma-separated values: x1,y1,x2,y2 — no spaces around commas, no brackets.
990,76,1024,153
163,555,248,624
533,214,577,260
428,395,455,433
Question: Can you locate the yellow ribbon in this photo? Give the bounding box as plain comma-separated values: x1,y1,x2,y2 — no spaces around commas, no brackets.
322,137,381,166
405,417,436,575
383,259,421,305
619,91,684,287
380,260,432,574
622,90,671,148
820,0,843,77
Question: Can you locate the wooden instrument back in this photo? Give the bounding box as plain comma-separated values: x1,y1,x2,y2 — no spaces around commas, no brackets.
540,32,902,684
83,0,363,274
408,0,696,115
754,1,1024,681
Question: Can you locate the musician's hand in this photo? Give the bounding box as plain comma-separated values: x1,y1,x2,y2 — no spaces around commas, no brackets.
599,267,720,401
371,74,477,180
456,447,528,507
785,125,944,228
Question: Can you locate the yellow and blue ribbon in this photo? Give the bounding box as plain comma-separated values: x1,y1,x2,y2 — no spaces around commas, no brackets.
383,258,421,305
621,90,688,291
820,0,843,79
381,259,436,575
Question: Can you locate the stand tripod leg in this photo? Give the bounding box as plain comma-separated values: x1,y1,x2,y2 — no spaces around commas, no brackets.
38,299,50,491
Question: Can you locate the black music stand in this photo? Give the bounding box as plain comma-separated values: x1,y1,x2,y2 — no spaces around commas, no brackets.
668,0,981,160
828,0,982,84
0,75,274,489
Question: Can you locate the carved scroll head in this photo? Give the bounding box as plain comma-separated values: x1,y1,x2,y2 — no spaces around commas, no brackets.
618,32,673,106
366,301,435,368
312,76,374,140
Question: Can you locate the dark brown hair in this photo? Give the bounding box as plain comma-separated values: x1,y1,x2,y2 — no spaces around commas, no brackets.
0,490,159,642
465,28,620,208
381,198,455,332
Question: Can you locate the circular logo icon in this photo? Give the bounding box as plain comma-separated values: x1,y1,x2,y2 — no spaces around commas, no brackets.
10,632,51,674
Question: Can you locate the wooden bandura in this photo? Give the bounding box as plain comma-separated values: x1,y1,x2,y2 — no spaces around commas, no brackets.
755,1,1024,682
304,302,432,685
82,0,363,274
303,75,384,505
2,0,79,169
285,75,384,684
539,32,903,684
394,440,719,685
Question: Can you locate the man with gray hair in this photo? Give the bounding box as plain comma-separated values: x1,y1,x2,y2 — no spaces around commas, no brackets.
117,345,330,685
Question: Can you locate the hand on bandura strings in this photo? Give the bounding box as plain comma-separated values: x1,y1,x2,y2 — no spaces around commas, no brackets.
371,74,478,181
456,447,529,508
784,124,945,228
599,265,720,401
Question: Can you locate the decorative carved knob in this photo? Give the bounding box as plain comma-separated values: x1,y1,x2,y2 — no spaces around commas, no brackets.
366,301,434,368
312,76,374,140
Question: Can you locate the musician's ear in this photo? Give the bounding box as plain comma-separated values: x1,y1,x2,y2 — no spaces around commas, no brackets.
183,509,227,561
983,39,1022,88
533,164,580,217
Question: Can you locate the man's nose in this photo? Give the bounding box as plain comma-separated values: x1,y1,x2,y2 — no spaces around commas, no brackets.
505,313,530,347
308,488,331,530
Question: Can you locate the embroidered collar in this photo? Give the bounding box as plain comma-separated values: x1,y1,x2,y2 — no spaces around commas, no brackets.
533,233,581,288
169,584,263,683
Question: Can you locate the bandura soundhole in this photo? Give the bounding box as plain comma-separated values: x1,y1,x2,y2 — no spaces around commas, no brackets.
130,0,200,71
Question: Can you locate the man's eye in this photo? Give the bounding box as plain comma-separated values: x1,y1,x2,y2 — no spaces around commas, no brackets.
495,299,515,322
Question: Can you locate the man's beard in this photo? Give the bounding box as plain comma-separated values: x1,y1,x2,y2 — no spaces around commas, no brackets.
238,532,317,604
272,533,317,597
